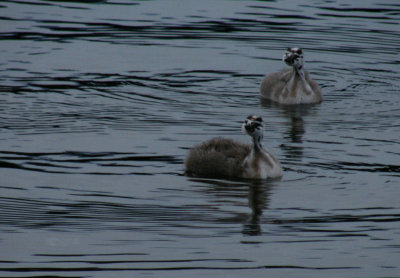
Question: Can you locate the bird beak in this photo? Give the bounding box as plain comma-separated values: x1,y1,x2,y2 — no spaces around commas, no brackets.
284,53,295,64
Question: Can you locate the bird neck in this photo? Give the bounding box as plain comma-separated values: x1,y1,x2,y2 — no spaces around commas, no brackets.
252,134,264,152
291,64,315,96
293,64,305,80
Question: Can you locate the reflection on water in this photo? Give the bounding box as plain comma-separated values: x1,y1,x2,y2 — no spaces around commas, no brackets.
189,178,273,236
261,99,320,163
243,182,271,236
1,0,400,277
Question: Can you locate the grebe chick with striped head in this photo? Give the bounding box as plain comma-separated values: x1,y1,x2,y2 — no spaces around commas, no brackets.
260,47,322,105
185,115,282,180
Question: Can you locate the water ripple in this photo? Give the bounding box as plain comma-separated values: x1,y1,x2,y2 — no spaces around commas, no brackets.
0,151,181,175
1,1,400,277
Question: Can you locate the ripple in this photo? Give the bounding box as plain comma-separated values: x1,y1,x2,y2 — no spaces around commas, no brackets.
1,1,400,277
0,151,181,175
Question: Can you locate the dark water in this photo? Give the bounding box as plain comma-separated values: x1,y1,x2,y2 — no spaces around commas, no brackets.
1,0,400,277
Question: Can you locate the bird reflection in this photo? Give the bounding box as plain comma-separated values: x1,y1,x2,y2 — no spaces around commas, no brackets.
189,178,273,236
261,99,320,161
280,116,305,162
242,181,270,236
288,116,305,143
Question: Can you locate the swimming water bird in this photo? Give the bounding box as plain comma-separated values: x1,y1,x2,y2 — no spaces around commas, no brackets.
260,47,322,105
185,115,282,179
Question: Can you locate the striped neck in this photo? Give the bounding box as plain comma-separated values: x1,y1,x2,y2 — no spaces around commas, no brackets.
252,134,264,152
294,65,305,80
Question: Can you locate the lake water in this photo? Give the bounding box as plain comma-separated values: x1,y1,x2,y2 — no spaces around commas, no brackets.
1,0,400,277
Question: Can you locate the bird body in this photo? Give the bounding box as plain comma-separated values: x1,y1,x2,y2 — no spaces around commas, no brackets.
185,137,250,178
242,143,282,179
185,116,282,180
260,48,322,105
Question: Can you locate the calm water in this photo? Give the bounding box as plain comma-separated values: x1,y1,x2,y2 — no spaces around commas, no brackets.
1,0,400,277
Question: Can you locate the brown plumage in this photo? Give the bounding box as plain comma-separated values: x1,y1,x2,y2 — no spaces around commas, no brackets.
184,115,282,180
185,137,250,179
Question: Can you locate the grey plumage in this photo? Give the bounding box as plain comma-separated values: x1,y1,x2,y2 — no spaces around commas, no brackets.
260,48,322,105
260,68,321,103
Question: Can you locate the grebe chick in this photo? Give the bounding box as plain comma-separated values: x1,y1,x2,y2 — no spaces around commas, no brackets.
260,47,322,105
185,115,282,180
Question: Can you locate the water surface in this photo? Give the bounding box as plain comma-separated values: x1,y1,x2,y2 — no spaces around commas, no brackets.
1,0,400,277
